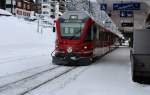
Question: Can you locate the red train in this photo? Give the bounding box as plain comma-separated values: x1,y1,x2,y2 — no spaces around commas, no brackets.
52,11,122,65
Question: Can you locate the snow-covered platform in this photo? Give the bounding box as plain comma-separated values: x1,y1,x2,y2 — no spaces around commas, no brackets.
51,47,150,95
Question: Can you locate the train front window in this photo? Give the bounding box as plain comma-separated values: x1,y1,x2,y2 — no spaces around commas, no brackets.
60,23,84,40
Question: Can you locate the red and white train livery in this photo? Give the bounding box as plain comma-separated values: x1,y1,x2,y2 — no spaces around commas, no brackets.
52,11,122,65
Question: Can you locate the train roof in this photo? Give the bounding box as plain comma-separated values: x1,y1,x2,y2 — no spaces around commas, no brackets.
60,11,90,20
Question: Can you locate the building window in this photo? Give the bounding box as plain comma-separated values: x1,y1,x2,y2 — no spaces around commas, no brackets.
50,15,55,18
27,13,30,16
17,10,22,15
43,11,49,14
23,4,26,9
23,12,26,16
43,5,48,8
51,9,55,12
43,0,48,3
27,5,30,10
17,2,22,8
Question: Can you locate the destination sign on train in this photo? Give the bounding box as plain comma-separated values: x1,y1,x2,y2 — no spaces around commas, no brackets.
63,19,83,23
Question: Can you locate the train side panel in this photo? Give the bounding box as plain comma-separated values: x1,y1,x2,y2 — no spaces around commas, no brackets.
52,11,120,66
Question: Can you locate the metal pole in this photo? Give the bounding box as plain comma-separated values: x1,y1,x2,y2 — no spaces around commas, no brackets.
89,0,91,14
120,0,124,33
12,0,14,14
131,11,134,48
37,15,40,32
11,0,13,13
132,2,135,33
5,0,6,9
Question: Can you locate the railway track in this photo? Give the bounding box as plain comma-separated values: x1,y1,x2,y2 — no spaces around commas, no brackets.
0,65,59,88
0,65,77,95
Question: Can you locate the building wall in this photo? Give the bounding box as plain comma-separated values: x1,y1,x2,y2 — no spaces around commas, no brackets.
15,0,35,18
0,0,6,9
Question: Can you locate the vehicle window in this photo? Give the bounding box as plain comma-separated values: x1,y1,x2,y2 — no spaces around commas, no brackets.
85,28,92,42
85,25,96,42
60,22,84,40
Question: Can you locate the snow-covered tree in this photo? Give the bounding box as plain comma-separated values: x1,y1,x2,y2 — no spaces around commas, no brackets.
66,0,100,19
66,0,90,12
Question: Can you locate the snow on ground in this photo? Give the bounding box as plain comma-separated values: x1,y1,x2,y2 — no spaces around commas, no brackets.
25,48,150,95
0,16,55,77
0,9,12,16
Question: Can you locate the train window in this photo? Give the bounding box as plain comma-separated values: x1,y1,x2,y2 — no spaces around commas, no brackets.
99,32,102,41
93,25,97,34
99,32,105,41
70,28,74,34
92,25,97,40
85,28,92,42
85,25,96,42
64,27,69,34
96,26,99,40
60,22,84,40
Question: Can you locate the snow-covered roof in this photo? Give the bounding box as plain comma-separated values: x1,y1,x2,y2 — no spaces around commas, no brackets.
0,9,12,16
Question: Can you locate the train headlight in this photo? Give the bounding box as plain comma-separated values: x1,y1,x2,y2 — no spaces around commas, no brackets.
84,46,87,49
56,45,58,48
67,47,72,53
